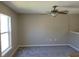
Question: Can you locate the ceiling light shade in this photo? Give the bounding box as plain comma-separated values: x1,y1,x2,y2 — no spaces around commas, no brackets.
51,13,57,17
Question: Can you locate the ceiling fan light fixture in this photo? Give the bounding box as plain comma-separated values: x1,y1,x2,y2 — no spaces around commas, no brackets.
51,13,57,17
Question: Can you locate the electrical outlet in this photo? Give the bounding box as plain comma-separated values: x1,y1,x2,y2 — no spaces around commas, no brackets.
49,38,53,42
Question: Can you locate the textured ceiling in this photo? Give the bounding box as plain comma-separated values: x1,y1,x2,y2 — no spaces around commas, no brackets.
3,1,79,14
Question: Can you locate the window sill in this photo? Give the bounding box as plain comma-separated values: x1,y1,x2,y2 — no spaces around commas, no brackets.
1,47,12,57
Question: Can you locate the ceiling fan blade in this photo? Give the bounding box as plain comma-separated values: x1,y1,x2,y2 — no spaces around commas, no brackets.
60,5,79,8
58,11,68,14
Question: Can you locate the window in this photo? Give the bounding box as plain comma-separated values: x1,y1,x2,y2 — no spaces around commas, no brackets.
0,14,12,56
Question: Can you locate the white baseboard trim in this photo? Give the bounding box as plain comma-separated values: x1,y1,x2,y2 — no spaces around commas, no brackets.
69,44,79,52
19,44,79,52
19,44,70,47
10,46,19,57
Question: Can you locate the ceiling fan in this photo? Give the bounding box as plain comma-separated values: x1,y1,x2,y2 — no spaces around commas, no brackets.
49,5,68,17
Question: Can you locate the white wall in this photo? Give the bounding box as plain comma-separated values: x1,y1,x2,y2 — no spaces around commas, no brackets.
18,14,70,46
69,14,79,32
0,2,18,56
18,14,79,47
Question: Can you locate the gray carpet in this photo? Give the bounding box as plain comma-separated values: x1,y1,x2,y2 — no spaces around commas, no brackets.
13,46,79,57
